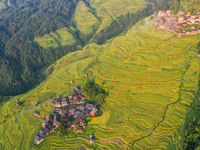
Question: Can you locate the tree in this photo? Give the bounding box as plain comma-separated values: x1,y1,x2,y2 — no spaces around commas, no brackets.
82,79,108,103
56,123,67,136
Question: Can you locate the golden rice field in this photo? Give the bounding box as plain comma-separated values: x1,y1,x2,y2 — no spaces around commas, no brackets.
90,0,147,34
74,1,100,35
0,17,200,149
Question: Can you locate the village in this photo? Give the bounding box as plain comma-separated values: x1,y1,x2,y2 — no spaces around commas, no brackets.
155,10,200,36
34,86,98,145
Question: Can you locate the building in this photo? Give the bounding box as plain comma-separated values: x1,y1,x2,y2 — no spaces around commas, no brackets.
177,23,183,29
77,126,83,133
86,104,95,109
90,108,98,117
178,10,184,15
191,26,196,30
34,135,44,145
89,138,96,144
34,102,39,108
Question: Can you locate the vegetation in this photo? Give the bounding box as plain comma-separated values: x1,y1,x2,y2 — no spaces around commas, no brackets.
184,118,200,150
170,0,200,14
34,27,76,49
82,79,108,103
56,123,68,136
0,15,199,149
0,0,175,97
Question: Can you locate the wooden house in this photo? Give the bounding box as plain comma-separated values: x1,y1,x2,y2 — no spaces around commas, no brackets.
178,10,184,15
177,23,183,29
68,96,73,103
85,109,92,116
194,21,200,25
191,29,197,35
77,126,83,133
61,100,68,106
40,127,51,135
56,96,61,101
158,10,165,17
89,138,96,144
34,135,44,145
187,12,191,16
86,104,95,109
186,31,192,35
69,104,77,110
53,121,60,128
90,108,98,117
191,26,196,30
68,108,76,114
76,115,85,122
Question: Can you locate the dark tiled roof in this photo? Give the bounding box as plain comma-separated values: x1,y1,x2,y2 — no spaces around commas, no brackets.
34,134,43,140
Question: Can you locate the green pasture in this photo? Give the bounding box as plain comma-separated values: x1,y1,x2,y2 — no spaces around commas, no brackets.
0,17,200,149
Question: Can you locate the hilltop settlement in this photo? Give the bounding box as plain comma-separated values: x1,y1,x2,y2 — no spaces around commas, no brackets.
155,10,200,36
34,86,98,145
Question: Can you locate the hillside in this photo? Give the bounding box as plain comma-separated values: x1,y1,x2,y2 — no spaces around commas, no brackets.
0,0,157,97
0,16,199,149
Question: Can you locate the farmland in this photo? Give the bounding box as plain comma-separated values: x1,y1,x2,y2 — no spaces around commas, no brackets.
34,28,76,49
74,1,100,36
34,0,148,48
0,16,200,149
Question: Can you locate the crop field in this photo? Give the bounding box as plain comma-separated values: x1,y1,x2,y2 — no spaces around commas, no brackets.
34,27,76,49
34,0,147,45
0,17,200,149
74,1,100,35
90,0,147,33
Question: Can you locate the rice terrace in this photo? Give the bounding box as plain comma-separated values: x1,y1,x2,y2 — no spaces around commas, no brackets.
0,0,200,149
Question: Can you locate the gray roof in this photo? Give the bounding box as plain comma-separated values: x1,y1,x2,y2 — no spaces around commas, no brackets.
34,134,43,140
86,104,94,107
91,108,98,114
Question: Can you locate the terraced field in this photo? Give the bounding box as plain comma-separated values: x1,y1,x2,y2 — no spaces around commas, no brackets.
34,0,147,48
35,27,76,49
74,1,100,36
90,0,147,33
0,17,200,149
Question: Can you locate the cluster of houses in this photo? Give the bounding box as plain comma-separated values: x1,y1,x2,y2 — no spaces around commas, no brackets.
155,10,200,36
34,116,54,145
34,86,98,145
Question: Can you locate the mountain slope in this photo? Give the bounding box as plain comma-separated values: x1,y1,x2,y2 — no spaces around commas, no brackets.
0,16,199,149
0,0,154,97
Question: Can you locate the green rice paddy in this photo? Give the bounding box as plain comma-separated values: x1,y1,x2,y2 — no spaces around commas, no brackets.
34,0,147,49
74,1,100,36
34,27,76,49
0,16,200,149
